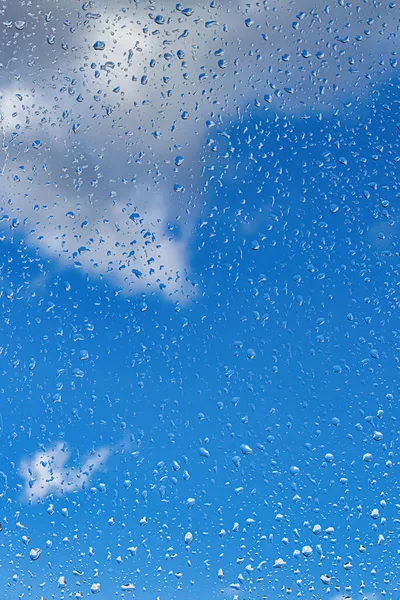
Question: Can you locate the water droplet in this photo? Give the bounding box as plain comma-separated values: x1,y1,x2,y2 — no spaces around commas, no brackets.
29,548,41,561
240,444,253,456
274,558,286,568
184,531,193,544
93,41,105,51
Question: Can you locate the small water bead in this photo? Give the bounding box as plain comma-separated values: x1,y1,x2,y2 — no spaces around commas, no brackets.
290,465,300,476
91,583,101,594
370,508,380,519
274,558,286,568
302,546,312,557
32,140,42,149
184,531,193,545
29,548,41,561
325,453,334,463
181,7,194,17
199,447,210,458
373,431,383,441
312,524,321,535
240,444,253,456
247,348,256,360
93,41,105,51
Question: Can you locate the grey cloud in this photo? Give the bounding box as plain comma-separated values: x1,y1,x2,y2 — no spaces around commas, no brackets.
1,0,398,296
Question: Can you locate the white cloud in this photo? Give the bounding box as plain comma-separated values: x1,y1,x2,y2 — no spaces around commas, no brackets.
20,442,109,501
0,0,398,297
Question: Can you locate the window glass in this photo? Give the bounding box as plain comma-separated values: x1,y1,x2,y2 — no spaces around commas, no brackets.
0,1,398,598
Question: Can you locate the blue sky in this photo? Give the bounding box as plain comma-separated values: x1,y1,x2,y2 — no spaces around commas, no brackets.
1,90,399,598
0,1,399,599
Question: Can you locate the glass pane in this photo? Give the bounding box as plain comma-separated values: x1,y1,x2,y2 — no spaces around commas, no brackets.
0,1,398,598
